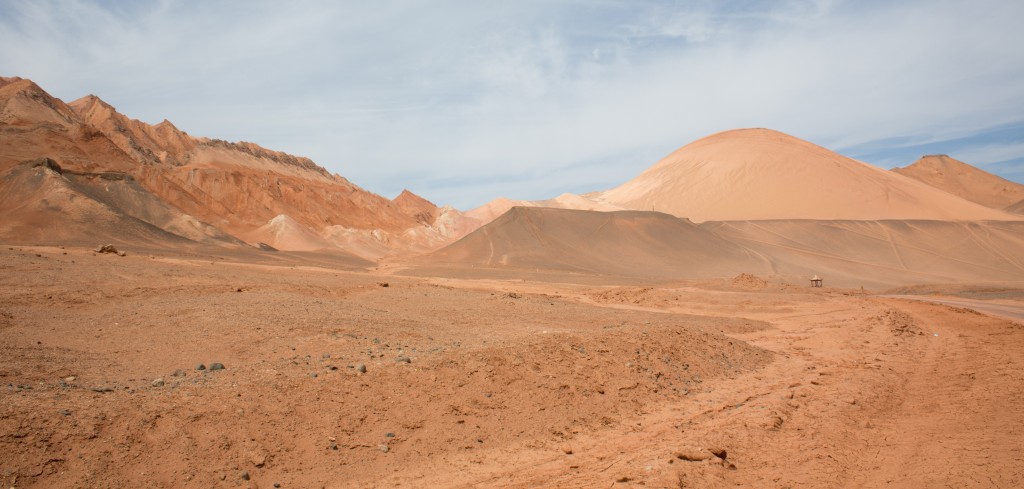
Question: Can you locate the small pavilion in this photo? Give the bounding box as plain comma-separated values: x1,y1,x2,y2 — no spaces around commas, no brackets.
810,275,823,288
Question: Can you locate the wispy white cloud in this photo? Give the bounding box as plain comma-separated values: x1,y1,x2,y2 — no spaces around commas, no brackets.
1,0,1022,209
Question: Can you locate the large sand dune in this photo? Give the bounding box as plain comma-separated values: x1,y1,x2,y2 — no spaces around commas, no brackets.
593,128,1018,222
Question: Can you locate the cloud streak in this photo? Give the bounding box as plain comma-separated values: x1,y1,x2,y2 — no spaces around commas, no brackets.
1,0,1022,209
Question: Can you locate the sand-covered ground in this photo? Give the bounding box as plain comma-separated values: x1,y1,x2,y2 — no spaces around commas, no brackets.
2,245,1022,488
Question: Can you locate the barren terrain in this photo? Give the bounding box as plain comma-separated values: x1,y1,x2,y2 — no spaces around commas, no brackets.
2,245,1021,488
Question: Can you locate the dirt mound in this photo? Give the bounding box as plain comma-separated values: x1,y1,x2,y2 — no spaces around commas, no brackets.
893,155,1024,210
593,128,1019,222
731,273,768,289
423,207,770,279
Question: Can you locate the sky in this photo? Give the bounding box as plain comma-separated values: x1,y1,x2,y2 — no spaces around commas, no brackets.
1,0,1023,210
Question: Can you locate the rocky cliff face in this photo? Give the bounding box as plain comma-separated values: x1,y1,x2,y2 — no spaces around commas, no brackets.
0,77,475,258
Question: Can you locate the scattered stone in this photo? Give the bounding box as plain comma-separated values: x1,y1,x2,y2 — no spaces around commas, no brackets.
675,450,713,462
378,444,390,453
91,387,114,393
356,364,367,373
396,356,411,364
845,398,858,405
329,443,338,450
560,443,573,455
59,409,72,416
195,364,206,371
151,378,165,388
326,365,338,371
385,432,395,438
171,369,185,377
322,353,331,359
63,376,76,382
615,475,631,483
94,244,119,254
240,471,250,481
208,363,225,371
708,447,728,459
310,372,318,378
274,484,281,488
377,282,389,287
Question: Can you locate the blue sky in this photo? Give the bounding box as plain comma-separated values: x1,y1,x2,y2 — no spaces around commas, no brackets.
2,0,1022,209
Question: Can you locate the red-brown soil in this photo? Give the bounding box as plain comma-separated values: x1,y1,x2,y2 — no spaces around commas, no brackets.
2,245,1022,488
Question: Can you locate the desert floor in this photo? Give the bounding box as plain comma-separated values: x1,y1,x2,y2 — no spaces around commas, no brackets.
1,245,1022,488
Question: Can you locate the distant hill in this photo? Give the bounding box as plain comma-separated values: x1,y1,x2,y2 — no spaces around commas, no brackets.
892,154,1024,211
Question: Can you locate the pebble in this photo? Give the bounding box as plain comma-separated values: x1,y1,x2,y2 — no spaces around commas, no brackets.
378,444,390,453
329,443,338,450
356,364,367,373
310,373,318,378
274,484,281,488
560,443,573,455
675,450,713,462
195,364,206,371
208,363,225,371
708,447,728,459
151,378,165,388
385,432,395,438
63,376,76,382
91,387,114,393
171,369,185,377
396,356,411,364
240,471,250,481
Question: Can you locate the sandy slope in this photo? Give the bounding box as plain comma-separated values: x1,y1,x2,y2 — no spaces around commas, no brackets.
425,207,767,279
1007,198,1024,214
594,128,1019,222
1,246,1021,488
0,160,208,247
418,207,1024,289
893,154,1024,210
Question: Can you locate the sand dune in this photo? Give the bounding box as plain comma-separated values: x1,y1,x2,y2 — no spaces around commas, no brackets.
420,206,1024,288
594,128,1019,222
892,154,1024,210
